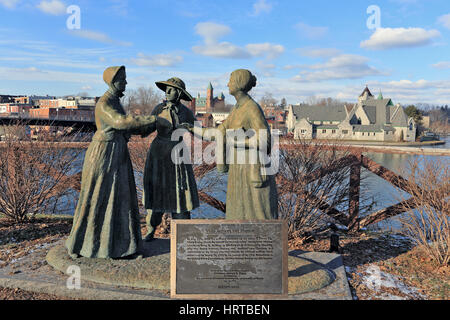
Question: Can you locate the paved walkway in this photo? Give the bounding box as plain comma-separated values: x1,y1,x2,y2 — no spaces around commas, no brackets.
0,239,352,300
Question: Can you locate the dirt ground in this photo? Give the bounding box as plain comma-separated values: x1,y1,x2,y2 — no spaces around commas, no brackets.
0,216,448,300
290,231,449,300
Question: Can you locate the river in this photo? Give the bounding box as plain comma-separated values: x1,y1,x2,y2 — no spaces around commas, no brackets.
55,137,449,232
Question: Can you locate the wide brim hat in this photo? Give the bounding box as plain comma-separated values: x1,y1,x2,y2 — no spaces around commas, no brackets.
156,77,193,102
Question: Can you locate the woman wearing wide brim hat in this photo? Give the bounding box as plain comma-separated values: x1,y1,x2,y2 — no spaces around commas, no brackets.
155,77,194,102
141,77,199,241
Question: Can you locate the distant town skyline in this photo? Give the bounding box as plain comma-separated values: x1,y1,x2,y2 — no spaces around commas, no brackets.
0,0,449,106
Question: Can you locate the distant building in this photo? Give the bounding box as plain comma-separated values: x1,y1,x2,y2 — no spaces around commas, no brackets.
29,107,94,121
0,103,32,114
188,82,229,127
196,113,215,128
288,86,416,142
0,95,19,103
195,82,226,114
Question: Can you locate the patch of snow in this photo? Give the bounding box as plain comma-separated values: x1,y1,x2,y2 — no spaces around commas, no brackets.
362,264,426,299
34,243,52,250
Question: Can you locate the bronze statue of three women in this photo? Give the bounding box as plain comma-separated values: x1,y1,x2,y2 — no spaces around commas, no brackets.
65,66,278,259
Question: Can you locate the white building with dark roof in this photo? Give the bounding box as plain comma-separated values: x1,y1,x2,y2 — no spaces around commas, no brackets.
288,86,416,142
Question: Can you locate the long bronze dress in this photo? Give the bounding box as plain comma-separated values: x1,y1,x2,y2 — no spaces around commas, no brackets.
66,67,158,259
143,102,199,214
217,96,278,220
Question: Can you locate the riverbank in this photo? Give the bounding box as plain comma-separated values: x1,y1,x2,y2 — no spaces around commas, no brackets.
281,137,446,147
0,215,448,300
281,139,449,156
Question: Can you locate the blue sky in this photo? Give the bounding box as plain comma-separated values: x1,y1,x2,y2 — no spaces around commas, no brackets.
0,0,449,106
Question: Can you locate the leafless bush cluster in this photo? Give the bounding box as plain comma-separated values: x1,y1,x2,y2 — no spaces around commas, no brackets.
0,124,85,223
430,122,450,135
277,139,375,243
121,86,162,116
398,157,450,266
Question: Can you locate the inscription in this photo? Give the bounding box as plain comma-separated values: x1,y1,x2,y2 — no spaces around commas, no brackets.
173,221,287,296
184,234,274,261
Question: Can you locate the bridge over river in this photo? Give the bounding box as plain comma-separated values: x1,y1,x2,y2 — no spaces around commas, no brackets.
0,114,96,131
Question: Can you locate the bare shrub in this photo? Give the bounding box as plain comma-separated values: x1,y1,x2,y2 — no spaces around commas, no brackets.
121,86,162,116
0,124,86,223
277,139,375,243
398,157,450,266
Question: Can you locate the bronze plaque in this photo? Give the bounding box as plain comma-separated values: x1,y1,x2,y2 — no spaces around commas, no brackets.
171,220,288,299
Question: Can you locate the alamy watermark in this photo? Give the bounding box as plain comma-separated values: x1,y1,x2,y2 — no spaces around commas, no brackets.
170,122,280,176
366,5,381,30
66,265,81,290
66,5,81,30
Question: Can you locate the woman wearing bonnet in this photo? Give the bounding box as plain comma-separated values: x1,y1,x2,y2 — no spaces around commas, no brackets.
66,66,171,259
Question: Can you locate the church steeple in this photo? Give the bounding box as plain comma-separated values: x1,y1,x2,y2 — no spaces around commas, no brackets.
359,85,374,102
206,82,213,111
377,90,383,100
359,85,373,98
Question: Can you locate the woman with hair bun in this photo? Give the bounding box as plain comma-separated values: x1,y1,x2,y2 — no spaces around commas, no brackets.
181,69,278,220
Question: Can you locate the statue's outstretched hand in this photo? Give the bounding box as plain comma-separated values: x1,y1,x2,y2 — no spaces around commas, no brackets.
177,122,194,131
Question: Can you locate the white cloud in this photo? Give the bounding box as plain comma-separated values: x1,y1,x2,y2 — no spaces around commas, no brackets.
193,42,250,59
194,22,231,45
355,79,450,105
255,60,276,77
432,61,450,69
293,54,385,82
360,27,441,50
297,47,341,58
294,22,328,39
382,79,446,90
68,29,132,47
192,22,249,59
438,14,450,30
0,0,19,9
37,0,66,15
81,85,92,91
193,22,283,60
24,66,41,73
130,53,183,67
283,64,302,70
246,43,284,59
108,0,129,17
251,0,272,16
0,66,100,84
309,55,370,69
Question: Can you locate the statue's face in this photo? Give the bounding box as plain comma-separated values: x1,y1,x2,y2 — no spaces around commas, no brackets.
165,86,180,103
113,69,127,92
227,76,238,95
